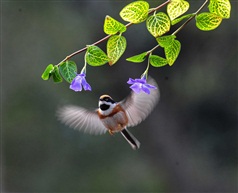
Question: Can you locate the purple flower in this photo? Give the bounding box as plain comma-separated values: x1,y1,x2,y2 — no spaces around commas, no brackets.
70,73,91,92
127,76,156,94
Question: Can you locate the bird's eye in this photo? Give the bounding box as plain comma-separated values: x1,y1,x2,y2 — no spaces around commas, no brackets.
102,97,115,104
103,97,109,102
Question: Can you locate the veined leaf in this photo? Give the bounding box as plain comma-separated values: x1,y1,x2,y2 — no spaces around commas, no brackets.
146,12,170,37
149,55,168,67
59,61,77,83
165,39,181,66
41,64,54,80
167,0,190,21
86,45,109,66
126,52,148,63
52,66,63,83
196,12,222,31
156,35,176,48
171,13,195,25
104,15,127,35
107,35,127,65
208,0,231,19
120,1,149,24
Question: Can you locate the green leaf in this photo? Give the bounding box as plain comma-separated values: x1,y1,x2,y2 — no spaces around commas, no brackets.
167,0,190,21
120,1,149,24
149,55,168,67
165,39,181,66
146,12,170,37
41,64,54,80
171,13,195,25
104,15,127,35
52,66,63,83
156,35,176,48
208,0,231,19
59,60,77,83
196,12,222,31
107,35,127,65
126,52,148,63
86,45,109,66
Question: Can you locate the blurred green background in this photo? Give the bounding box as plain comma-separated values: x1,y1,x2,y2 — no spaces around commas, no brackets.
2,0,237,192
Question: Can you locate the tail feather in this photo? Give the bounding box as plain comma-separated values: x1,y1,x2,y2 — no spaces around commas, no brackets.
120,128,140,150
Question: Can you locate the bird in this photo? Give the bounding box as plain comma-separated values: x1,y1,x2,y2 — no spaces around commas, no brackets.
57,77,159,150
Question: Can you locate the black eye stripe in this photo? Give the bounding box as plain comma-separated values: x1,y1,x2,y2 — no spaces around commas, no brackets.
100,97,115,104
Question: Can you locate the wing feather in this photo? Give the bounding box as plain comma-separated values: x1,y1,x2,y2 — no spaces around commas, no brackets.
57,105,107,135
120,77,160,127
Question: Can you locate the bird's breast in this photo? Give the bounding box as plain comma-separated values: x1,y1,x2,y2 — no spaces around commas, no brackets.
98,105,128,132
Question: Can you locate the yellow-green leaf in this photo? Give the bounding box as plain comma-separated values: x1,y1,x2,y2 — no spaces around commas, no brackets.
126,52,148,63
196,12,222,31
156,35,176,48
146,12,170,37
149,55,168,67
165,39,181,66
120,1,149,24
86,45,109,66
59,61,77,83
208,0,231,19
171,13,195,25
167,0,189,21
104,15,127,35
52,66,63,83
107,35,127,65
41,64,54,80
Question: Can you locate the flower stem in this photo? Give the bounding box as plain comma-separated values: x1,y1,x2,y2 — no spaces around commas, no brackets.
80,54,88,74
141,53,152,79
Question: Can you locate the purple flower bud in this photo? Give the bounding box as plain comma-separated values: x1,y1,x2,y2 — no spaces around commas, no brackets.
70,73,92,92
127,76,156,94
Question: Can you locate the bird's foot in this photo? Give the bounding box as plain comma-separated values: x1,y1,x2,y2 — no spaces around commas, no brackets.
108,129,114,136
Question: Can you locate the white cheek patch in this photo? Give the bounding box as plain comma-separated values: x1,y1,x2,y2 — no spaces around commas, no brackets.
99,108,112,116
98,102,116,116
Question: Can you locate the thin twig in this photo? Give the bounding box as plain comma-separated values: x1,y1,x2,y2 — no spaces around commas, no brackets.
56,0,171,66
147,0,209,55
172,0,209,35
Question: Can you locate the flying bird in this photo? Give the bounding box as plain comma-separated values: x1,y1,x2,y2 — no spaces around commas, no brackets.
57,77,159,149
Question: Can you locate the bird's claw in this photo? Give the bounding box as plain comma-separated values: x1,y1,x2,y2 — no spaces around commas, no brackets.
109,129,114,136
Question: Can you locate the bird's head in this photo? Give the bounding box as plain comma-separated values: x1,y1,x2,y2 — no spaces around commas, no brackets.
98,95,116,115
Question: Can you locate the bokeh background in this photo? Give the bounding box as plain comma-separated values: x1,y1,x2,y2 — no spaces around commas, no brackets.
2,0,237,192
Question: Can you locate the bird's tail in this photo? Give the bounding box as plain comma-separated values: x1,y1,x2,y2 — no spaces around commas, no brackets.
120,128,140,150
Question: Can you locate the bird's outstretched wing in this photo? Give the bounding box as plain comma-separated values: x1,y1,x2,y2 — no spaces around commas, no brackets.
57,105,107,135
120,77,160,127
